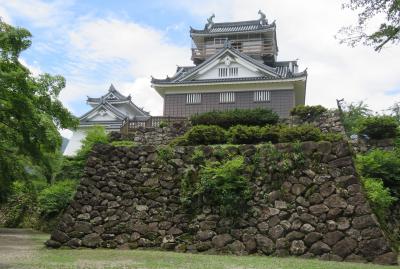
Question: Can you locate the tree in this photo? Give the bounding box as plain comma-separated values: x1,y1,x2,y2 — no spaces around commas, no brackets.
0,21,78,201
337,0,400,51
339,101,372,135
389,102,400,121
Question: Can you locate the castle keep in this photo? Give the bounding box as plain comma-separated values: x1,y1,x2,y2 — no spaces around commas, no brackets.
152,11,307,118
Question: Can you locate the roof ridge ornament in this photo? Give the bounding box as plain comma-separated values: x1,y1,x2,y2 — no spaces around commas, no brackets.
258,10,267,25
206,13,215,30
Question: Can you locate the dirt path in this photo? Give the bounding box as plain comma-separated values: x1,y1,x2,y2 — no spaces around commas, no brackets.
0,228,46,269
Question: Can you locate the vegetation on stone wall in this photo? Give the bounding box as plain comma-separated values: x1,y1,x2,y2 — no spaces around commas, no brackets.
358,116,399,139
181,156,250,217
356,149,400,197
290,105,327,122
180,143,306,218
360,177,397,221
172,124,343,146
190,108,279,128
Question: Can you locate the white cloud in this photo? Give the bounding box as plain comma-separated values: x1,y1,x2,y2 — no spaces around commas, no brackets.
120,78,164,116
0,6,12,23
0,0,73,27
68,18,190,78
61,17,190,115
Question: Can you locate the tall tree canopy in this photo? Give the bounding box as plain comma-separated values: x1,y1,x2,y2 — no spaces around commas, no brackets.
338,0,400,51
0,21,78,200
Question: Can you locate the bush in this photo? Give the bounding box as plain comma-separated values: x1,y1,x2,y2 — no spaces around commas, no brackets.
290,105,327,122
361,177,397,221
157,145,174,162
185,125,227,145
190,108,279,128
170,135,189,146
279,124,322,143
227,125,284,144
77,125,109,158
228,125,262,144
260,125,282,144
1,181,37,228
358,115,399,139
340,101,372,135
55,156,84,181
37,180,77,217
182,157,250,217
356,150,400,196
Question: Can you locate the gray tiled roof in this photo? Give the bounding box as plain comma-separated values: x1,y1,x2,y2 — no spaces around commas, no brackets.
151,74,306,85
86,84,150,116
190,20,275,35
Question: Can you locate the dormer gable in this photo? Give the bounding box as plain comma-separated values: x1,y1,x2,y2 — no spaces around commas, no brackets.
177,47,280,82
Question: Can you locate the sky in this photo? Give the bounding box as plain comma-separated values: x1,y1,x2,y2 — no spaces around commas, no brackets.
1,0,399,138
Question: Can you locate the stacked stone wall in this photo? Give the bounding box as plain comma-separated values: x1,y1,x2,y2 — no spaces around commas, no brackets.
112,121,189,146
47,141,397,265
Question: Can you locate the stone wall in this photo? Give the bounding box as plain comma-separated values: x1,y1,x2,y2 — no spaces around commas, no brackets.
47,141,397,265
292,110,346,134
349,137,395,154
112,121,189,146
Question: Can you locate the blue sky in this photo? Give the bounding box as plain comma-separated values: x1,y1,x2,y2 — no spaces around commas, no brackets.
1,0,400,137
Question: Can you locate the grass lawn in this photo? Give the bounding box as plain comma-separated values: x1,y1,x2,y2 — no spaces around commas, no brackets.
2,230,399,269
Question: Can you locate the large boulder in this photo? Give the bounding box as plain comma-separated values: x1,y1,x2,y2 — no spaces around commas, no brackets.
212,234,233,248
255,234,275,254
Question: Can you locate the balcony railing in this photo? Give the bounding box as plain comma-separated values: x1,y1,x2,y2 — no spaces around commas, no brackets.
191,38,276,61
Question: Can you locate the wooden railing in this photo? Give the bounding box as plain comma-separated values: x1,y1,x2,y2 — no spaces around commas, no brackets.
192,38,276,61
120,116,187,135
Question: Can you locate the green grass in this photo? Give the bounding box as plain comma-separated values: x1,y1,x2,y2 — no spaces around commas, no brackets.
9,232,400,269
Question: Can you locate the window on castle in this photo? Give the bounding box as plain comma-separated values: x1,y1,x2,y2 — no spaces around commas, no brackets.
229,67,238,77
218,67,238,77
254,90,271,102
220,92,235,103
214,38,227,45
186,93,202,104
218,68,228,77
231,41,242,51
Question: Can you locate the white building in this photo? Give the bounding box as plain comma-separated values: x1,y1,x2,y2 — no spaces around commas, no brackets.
63,84,150,156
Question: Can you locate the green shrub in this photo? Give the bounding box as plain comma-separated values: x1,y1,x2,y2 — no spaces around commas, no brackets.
185,125,227,145
358,115,399,139
228,125,262,144
159,121,169,128
2,181,37,228
182,156,250,217
340,101,372,136
110,140,136,147
320,132,345,142
169,136,189,146
55,156,84,181
361,177,397,221
259,125,282,144
290,105,327,122
77,125,109,158
37,180,77,217
279,124,322,143
356,149,400,196
157,145,174,162
190,108,279,128
191,148,205,164
228,125,287,144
